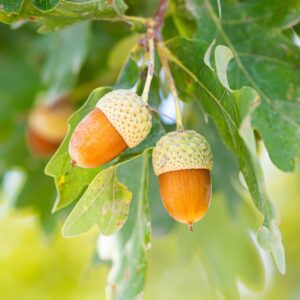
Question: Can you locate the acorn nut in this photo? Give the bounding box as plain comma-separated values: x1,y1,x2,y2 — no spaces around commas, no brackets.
152,130,213,229
69,89,152,168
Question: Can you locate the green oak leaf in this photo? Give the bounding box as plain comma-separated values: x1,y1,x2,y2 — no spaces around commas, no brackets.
106,152,151,300
169,0,197,38
220,0,300,30
108,34,139,71
252,101,300,172
0,0,128,32
32,0,59,11
62,166,132,237
191,0,300,171
114,57,140,89
0,0,25,13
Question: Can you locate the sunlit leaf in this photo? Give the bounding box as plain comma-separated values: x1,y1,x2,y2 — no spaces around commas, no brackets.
62,166,132,237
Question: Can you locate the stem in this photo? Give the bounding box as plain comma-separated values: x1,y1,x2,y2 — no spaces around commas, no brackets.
154,0,169,32
157,42,184,131
141,20,155,103
122,15,147,25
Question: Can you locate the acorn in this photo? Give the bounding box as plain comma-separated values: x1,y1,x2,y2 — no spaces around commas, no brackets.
27,101,73,157
69,89,152,168
152,130,213,229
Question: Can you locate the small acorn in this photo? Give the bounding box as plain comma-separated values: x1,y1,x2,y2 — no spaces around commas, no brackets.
69,89,152,168
152,130,213,229
27,101,73,157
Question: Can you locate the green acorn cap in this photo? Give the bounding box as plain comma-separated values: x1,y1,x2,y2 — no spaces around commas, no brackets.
96,89,152,148
152,130,213,176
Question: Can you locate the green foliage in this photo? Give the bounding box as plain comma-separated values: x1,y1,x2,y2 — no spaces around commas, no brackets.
106,153,151,300
63,166,132,237
0,0,128,32
1,0,300,298
42,21,91,96
191,0,300,172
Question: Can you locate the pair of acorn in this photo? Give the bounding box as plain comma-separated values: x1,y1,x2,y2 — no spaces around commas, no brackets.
69,89,213,228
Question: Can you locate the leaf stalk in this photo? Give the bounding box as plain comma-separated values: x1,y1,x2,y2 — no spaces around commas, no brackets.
141,20,156,103
157,42,184,131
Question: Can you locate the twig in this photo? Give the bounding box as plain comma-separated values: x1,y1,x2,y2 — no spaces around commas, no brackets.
140,0,169,104
153,0,169,35
157,42,184,131
141,19,156,103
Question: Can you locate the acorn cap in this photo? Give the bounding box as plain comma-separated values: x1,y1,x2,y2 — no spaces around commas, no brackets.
152,130,213,176
96,89,152,148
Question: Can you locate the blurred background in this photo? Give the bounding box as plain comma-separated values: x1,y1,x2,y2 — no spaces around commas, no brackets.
1,1,300,299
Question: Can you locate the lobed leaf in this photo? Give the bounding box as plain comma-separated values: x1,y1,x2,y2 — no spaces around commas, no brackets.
0,0,128,32
62,166,132,237
192,0,300,172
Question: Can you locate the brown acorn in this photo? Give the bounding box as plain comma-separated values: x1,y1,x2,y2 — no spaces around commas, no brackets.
152,130,213,229
69,89,152,168
27,101,73,157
